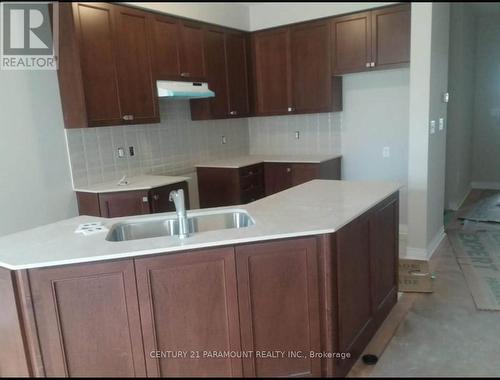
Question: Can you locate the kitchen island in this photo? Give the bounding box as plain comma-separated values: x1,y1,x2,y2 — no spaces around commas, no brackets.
0,180,400,377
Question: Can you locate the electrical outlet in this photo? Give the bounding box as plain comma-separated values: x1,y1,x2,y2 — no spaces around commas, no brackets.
129,146,135,157
117,147,125,158
430,120,436,135
295,131,300,140
439,118,444,131
382,146,390,158
221,136,227,144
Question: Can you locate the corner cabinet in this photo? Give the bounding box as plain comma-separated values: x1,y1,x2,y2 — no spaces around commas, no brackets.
331,4,410,74
252,23,342,117
58,3,159,128
75,181,190,218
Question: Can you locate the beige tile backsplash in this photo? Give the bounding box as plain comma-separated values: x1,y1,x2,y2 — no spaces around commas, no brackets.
66,101,250,188
66,100,342,188
248,112,342,155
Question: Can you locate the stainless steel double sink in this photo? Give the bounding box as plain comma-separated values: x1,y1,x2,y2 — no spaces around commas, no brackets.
106,209,254,242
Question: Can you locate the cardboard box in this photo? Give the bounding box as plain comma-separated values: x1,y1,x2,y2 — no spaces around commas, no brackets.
398,258,434,293
398,272,434,293
399,258,429,274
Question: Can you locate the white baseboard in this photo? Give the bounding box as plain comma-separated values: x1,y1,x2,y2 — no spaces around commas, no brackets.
404,227,446,260
471,181,500,190
447,187,471,211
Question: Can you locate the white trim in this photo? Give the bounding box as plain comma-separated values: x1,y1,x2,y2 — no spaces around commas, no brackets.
471,181,500,190
399,224,408,236
447,187,471,211
426,227,446,260
404,227,446,260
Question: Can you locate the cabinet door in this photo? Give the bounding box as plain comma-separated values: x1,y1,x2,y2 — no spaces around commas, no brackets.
371,4,411,69
150,181,190,213
264,163,293,196
291,163,321,187
150,14,181,79
226,32,250,117
291,20,332,113
179,21,206,80
114,5,159,124
99,190,150,218
335,215,374,375
331,12,372,74
73,2,122,126
29,260,146,377
199,27,230,119
236,238,321,377
252,28,292,115
370,196,399,315
135,248,242,377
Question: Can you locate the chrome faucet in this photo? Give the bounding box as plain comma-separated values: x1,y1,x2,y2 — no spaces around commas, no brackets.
169,189,189,239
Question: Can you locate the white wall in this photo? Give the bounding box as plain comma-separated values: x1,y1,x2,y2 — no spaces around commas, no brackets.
471,14,500,187
445,4,476,210
248,69,410,226
406,3,450,258
247,2,394,31
341,69,410,226
426,3,450,248
0,70,78,236
127,2,250,31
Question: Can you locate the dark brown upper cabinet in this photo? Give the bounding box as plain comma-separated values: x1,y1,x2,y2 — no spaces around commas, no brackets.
371,4,411,70
251,27,292,116
179,21,206,80
150,16,206,82
291,20,341,114
331,4,410,75
252,24,342,117
58,2,158,128
225,31,251,117
190,29,250,120
149,14,182,80
113,5,158,124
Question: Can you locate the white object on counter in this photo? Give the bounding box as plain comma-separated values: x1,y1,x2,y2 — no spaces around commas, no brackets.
75,222,109,236
0,180,400,270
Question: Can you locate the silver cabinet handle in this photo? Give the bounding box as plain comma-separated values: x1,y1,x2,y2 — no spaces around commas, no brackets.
142,197,149,203
287,107,295,112
122,114,134,121
229,110,238,116
371,62,376,67
153,194,160,201
180,72,190,78
286,167,291,173
366,62,370,68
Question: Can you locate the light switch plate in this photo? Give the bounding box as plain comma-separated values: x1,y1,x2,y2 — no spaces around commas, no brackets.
221,136,227,144
117,147,125,158
430,120,436,135
439,118,444,131
382,146,390,158
295,131,300,140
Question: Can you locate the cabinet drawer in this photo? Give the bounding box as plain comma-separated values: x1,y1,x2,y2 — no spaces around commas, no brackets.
239,164,263,178
239,164,264,191
240,184,264,204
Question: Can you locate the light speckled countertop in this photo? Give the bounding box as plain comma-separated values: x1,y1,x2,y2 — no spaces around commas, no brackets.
195,154,341,169
0,180,399,270
74,175,190,193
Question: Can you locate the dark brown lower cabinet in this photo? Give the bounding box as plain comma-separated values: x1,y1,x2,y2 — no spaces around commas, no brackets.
0,192,399,378
76,181,189,217
28,260,146,377
236,238,321,377
135,247,242,377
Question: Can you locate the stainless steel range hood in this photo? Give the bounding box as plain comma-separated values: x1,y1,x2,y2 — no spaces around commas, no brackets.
156,80,215,99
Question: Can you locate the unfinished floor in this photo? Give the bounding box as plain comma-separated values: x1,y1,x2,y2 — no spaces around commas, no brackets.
350,190,500,377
